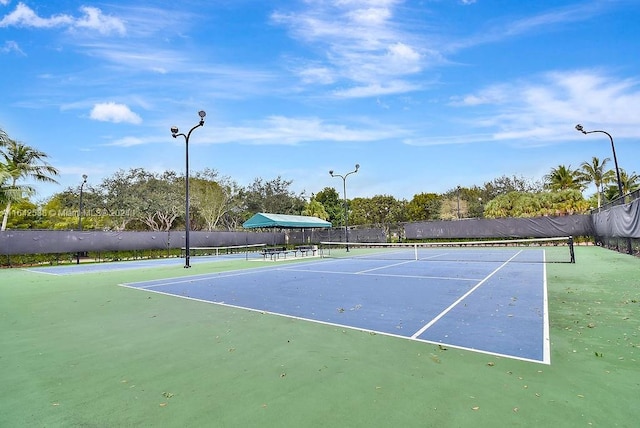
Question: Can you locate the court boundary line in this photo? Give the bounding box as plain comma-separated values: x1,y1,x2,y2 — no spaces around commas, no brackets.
410,250,523,339
355,259,415,274
118,280,547,364
280,266,482,282
542,252,551,364
21,268,62,276
121,259,334,289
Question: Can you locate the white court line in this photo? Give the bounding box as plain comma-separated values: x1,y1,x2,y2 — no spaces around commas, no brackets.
121,259,330,289
411,250,523,339
21,268,61,276
119,279,546,364
542,251,551,364
355,259,416,274
280,266,482,282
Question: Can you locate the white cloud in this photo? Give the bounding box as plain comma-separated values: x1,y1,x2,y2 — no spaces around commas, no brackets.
106,136,147,147
0,3,73,28
272,0,429,97
1,40,24,55
0,3,125,35
333,80,421,98
74,6,126,35
447,2,606,52
408,70,640,146
298,66,336,85
90,102,142,124
212,115,403,145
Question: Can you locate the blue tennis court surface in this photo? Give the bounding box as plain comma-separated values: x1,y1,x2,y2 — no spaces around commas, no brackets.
121,250,551,364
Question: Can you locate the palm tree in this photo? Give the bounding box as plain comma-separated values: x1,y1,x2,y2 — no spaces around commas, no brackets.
1,129,17,206
543,165,583,192
0,163,23,205
577,156,615,208
1,138,59,231
619,169,640,195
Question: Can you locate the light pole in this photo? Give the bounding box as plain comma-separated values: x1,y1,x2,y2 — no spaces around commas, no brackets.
575,124,624,199
329,164,359,251
77,174,87,264
171,110,206,268
456,185,461,219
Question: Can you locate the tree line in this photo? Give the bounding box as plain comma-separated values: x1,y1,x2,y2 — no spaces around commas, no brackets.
2,127,639,233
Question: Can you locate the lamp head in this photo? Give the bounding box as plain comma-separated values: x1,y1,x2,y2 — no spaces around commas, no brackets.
82,174,88,182
355,164,360,171
329,170,334,176
198,110,206,118
575,124,586,134
170,126,179,136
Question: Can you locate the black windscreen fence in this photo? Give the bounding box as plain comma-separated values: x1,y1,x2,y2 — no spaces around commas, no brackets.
404,215,594,240
287,227,386,244
2,200,638,259
591,197,640,256
0,230,279,256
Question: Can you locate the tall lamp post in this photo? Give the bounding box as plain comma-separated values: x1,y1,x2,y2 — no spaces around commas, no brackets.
575,124,624,199
456,185,461,219
77,174,87,264
329,164,359,251
171,110,206,268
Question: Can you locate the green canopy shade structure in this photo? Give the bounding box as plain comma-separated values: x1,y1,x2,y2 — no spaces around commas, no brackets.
243,213,332,229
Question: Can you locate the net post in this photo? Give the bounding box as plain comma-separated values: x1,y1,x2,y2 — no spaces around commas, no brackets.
568,236,575,263
414,243,418,261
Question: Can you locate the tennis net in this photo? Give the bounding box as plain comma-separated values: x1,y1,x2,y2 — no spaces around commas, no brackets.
319,236,575,264
183,243,267,259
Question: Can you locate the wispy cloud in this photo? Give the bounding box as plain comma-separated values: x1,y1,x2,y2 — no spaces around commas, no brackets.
207,115,405,145
1,40,24,55
271,0,433,97
447,2,609,51
0,3,126,35
106,136,149,147
406,70,640,145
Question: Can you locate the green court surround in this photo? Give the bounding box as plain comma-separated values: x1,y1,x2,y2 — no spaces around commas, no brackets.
1,246,638,427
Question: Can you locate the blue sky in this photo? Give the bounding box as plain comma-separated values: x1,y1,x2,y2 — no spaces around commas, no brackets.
1,0,639,202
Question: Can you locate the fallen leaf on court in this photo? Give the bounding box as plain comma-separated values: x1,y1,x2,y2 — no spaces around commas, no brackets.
162,392,174,398
472,406,480,411
513,407,519,412
159,403,167,407
487,361,495,366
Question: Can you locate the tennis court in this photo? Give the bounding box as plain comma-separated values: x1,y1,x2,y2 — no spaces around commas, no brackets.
23,244,266,275
121,243,552,363
2,245,639,427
